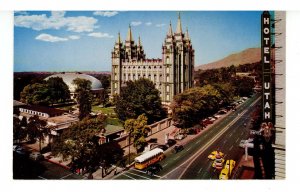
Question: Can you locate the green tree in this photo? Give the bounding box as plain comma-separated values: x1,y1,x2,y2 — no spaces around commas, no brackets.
20,82,50,105
171,85,225,129
52,115,123,172
115,78,167,124
13,117,27,144
124,114,151,152
72,78,93,120
232,76,255,97
27,115,48,151
46,77,70,105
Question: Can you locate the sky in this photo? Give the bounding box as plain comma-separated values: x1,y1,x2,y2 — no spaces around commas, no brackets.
14,11,262,72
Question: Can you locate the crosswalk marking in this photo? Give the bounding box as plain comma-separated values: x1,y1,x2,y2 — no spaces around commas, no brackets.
127,171,151,179
123,173,136,180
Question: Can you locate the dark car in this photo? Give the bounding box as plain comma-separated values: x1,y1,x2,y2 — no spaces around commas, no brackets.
146,164,163,176
166,139,176,147
172,145,184,153
157,144,168,151
148,138,158,143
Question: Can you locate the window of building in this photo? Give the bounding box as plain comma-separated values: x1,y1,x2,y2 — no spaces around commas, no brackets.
166,56,170,64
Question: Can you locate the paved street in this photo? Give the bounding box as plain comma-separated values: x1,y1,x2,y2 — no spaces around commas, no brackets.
113,95,260,180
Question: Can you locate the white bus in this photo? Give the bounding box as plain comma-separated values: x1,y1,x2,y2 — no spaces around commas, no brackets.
134,148,165,170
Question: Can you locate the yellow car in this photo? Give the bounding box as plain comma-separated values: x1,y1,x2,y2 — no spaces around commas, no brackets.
219,160,236,179
225,160,236,175
219,168,229,180
212,158,225,169
208,151,224,160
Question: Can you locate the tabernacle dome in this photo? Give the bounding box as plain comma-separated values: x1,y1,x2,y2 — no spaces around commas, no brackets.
45,72,102,92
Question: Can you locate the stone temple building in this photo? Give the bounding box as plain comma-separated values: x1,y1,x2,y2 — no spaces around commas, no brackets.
111,14,195,104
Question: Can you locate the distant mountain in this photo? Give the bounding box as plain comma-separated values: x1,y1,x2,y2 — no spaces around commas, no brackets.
195,48,260,71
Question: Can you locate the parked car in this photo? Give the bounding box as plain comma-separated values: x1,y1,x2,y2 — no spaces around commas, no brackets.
217,110,227,115
214,114,221,119
13,145,27,156
166,139,176,147
175,134,186,140
29,151,44,161
208,117,216,122
172,145,184,153
148,138,157,143
202,118,213,126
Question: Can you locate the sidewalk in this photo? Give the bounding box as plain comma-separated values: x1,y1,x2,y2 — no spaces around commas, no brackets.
233,155,255,179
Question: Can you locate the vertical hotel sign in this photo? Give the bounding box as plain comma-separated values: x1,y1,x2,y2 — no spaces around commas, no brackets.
262,11,272,123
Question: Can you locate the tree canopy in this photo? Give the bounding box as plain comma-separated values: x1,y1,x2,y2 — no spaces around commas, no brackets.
52,115,124,171
72,78,93,120
20,77,70,106
114,78,167,124
27,115,48,151
124,114,150,152
47,77,70,104
171,84,235,129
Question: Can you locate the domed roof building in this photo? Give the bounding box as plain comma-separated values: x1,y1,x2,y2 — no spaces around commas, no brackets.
45,72,103,92
45,72,103,99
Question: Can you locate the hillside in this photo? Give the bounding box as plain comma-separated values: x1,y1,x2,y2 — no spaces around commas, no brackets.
195,48,260,71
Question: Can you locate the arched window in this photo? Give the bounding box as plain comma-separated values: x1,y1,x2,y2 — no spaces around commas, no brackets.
166,56,170,64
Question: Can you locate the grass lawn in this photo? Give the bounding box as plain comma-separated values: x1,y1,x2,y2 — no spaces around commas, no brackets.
106,117,123,126
92,106,116,114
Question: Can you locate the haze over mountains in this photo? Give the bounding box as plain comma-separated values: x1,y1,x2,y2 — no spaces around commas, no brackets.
195,48,260,71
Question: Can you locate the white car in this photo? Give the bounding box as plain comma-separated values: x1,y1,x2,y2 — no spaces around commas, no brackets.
29,151,44,161
175,134,186,140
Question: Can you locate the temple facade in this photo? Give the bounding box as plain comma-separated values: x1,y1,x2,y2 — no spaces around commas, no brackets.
111,14,195,104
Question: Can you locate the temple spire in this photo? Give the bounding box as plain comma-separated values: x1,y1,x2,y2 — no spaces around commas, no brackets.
176,12,182,34
167,21,173,36
138,36,142,46
117,31,122,44
185,28,190,40
126,25,133,41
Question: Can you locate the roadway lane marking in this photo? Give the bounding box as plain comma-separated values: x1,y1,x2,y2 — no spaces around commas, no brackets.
174,156,181,160
186,147,191,151
132,169,162,178
229,145,234,151
229,133,233,137
38,176,47,180
223,139,227,144
196,140,201,144
60,173,73,179
161,96,261,179
235,138,239,143
123,173,136,180
127,172,151,180
162,163,168,167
